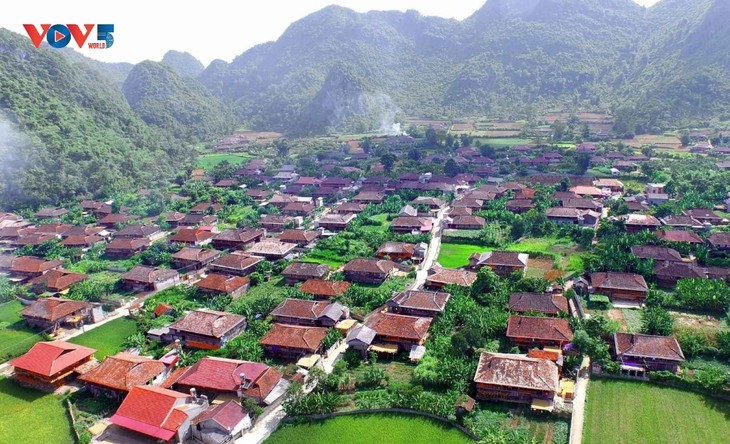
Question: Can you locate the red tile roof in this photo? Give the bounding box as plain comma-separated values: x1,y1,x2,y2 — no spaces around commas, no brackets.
194,274,250,293
175,356,282,401
259,324,328,352
474,352,559,392
426,268,478,287
377,242,416,256
172,247,221,263
193,400,248,429
343,258,397,275
28,270,88,292
270,298,329,321
508,293,568,315
211,252,263,271
79,353,166,391
282,262,330,279
655,230,704,244
120,266,179,284
590,272,649,292
388,290,451,313
21,297,90,322
110,385,191,441
10,256,63,274
169,310,246,339
365,312,432,341
300,279,351,297
106,237,150,251
614,332,685,362
10,341,95,376
278,229,320,243
506,315,573,342
169,228,215,244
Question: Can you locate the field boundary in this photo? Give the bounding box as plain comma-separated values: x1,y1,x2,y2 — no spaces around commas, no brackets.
591,373,730,401
281,408,480,441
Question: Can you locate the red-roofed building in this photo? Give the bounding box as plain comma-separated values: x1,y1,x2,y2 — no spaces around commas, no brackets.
588,272,649,302
28,269,87,294
473,352,559,406
110,385,208,443
194,274,250,298
167,309,247,350
173,356,286,405
613,332,685,373
386,290,451,317
299,279,351,300
192,400,252,443
10,341,96,389
365,311,432,351
259,324,328,359
169,228,215,247
655,230,704,245
21,297,91,331
80,352,169,398
506,315,573,349
343,258,398,284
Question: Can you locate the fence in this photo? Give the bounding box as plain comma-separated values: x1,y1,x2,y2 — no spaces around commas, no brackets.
281,408,480,441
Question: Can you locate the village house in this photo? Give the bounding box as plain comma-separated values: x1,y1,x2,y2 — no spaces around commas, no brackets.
506,199,536,214
179,214,219,229
259,214,296,232
683,208,727,225
34,207,69,220
209,252,263,276
623,214,662,233
562,198,603,211
194,273,250,298
169,228,215,247
9,256,63,280
390,216,433,234
425,267,478,289
79,352,169,399
282,262,330,284
172,356,287,405
376,242,419,262
707,232,730,251
191,400,252,444
653,261,708,286
343,258,398,284
411,196,446,210
282,202,316,217
473,352,559,408
593,178,624,193
211,229,265,250
165,211,187,229
630,245,684,263
277,229,321,247
21,297,92,330
506,315,573,349
120,266,180,292
546,207,601,228
270,298,349,327
60,234,105,250
364,311,433,352
447,215,487,230
189,202,223,214
246,239,297,260
167,309,247,350
386,290,451,317
98,213,138,228
172,247,222,271
468,251,529,277
299,279,351,300
109,385,208,443
613,332,685,374
105,237,151,258
114,224,165,241
508,292,569,316
655,230,704,245
659,214,703,229
12,232,61,248
352,191,385,204
332,202,367,215
316,213,357,231
587,272,649,303
259,323,329,359
10,341,96,390
28,269,88,294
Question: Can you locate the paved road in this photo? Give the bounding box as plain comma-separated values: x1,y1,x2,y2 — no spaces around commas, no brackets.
568,356,591,444
237,341,349,444
411,206,448,290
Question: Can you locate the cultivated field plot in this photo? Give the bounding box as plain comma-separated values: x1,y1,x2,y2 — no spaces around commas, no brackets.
584,379,730,444
477,137,533,148
0,378,74,444
68,316,138,360
622,134,681,149
265,413,473,444
196,152,253,169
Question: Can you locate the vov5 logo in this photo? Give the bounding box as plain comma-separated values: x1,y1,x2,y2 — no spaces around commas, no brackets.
23,24,114,49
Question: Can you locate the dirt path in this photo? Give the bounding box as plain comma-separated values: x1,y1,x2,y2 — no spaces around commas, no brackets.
411,206,448,290
569,356,591,444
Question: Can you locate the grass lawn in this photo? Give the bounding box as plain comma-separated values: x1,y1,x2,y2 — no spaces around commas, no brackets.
299,256,343,268
68,316,137,360
361,213,391,233
0,378,74,444
584,379,730,444
0,300,44,363
265,413,472,444
437,243,491,268
196,152,252,170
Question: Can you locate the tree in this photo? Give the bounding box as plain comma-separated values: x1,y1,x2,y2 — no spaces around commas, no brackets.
380,153,397,172
680,132,690,147
274,138,290,157
551,121,567,141
574,153,591,175
641,306,674,336
425,126,438,147
444,158,459,177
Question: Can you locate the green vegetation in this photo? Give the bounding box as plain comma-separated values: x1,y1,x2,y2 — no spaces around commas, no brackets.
68,317,138,360
584,379,730,444
265,413,472,444
437,243,490,268
197,152,252,170
0,378,74,444
477,138,532,148
0,300,44,363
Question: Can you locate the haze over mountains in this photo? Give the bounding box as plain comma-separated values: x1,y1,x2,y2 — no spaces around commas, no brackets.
0,0,729,207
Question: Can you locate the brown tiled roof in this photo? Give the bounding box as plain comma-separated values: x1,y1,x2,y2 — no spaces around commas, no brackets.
192,400,249,429
449,215,486,227
333,202,367,214
60,235,105,247
282,262,329,278
120,266,179,284
352,191,384,202
171,247,221,262
653,262,707,280
472,251,528,267
278,229,320,243
21,297,90,322
377,242,416,255
10,256,63,273
614,332,685,361
590,272,648,292
195,274,250,293
282,202,315,213
365,312,432,341
246,240,296,256
630,245,683,262
34,223,73,235
271,298,329,321
175,356,281,401
28,269,88,291
169,228,215,243
79,353,166,391
318,214,356,225
98,213,137,225
13,233,59,246
259,324,328,352
546,207,584,218
388,290,450,312
106,237,150,251
213,229,265,243
655,230,704,244
426,268,477,286
34,208,68,218
683,208,723,220
506,315,573,342
474,352,559,392
708,233,730,247
211,252,263,270
170,309,246,338
659,215,701,227
300,279,351,297
343,258,397,274
391,216,432,230
508,293,568,315
114,224,160,238
624,214,661,227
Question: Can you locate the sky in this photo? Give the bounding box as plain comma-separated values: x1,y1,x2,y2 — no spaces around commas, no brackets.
2,0,661,66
